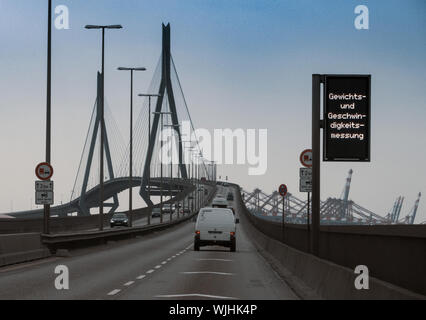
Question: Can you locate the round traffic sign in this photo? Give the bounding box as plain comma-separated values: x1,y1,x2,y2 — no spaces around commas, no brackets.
300,149,312,168
278,184,287,197
35,162,53,181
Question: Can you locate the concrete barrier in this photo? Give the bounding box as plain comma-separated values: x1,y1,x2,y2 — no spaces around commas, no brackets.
233,185,426,300
0,233,51,267
42,183,217,252
0,183,216,267
0,181,215,235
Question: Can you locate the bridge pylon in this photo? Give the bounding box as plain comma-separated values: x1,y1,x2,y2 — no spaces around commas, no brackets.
77,72,119,216
140,23,189,206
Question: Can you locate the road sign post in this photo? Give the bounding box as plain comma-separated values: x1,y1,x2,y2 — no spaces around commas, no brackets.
282,195,285,239
300,154,313,252
311,74,371,256
278,184,287,242
36,162,53,233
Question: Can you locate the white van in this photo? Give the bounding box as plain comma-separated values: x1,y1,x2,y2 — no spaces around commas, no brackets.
194,208,237,252
211,197,228,208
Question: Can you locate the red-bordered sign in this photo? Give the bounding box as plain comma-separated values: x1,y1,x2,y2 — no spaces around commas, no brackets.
35,162,53,181
300,149,312,168
278,184,287,197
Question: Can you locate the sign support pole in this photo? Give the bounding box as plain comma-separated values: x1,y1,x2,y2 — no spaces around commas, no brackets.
44,0,52,235
282,195,285,241
311,74,322,256
307,191,310,252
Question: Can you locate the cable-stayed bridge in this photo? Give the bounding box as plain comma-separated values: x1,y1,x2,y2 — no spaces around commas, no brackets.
5,24,211,219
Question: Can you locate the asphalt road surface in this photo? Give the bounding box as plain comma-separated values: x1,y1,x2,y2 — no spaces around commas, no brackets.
0,186,298,300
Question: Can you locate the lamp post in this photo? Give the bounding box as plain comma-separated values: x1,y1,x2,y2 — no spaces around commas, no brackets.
191,152,197,211
85,24,122,231
138,94,161,225
152,111,172,223
198,154,204,207
164,123,180,221
207,160,216,182
185,145,195,213
181,139,191,214
195,153,199,211
117,67,146,227
43,0,53,234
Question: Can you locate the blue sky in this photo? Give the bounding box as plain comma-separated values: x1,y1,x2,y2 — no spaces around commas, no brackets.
0,0,425,222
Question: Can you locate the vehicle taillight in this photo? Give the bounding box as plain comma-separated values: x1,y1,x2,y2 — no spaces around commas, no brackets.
195,230,200,235
230,231,235,236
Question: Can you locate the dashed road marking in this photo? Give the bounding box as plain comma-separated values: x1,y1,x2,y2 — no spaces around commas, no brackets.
106,247,190,297
108,289,121,296
181,271,234,276
196,258,233,262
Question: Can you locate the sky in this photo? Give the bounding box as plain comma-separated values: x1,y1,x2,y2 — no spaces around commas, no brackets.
0,0,425,222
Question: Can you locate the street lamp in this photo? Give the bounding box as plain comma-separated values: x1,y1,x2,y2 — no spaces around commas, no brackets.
117,67,146,227
138,94,161,225
185,148,193,211
206,160,216,182
43,0,53,234
164,123,180,221
152,111,172,223
192,153,201,211
85,24,122,231
197,154,204,207
184,145,195,213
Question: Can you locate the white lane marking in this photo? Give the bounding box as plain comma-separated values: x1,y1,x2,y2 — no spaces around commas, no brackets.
155,293,237,300
196,259,233,262
146,269,155,274
167,258,172,261
181,271,234,276
136,275,146,280
176,253,180,256
161,261,167,265
185,244,192,250
108,289,121,296
155,265,162,269
124,281,134,286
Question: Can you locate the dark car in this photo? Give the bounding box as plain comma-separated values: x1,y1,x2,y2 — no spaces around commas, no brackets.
227,192,234,201
110,213,129,228
182,205,191,214
162,204,174,213
152,207,161,218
